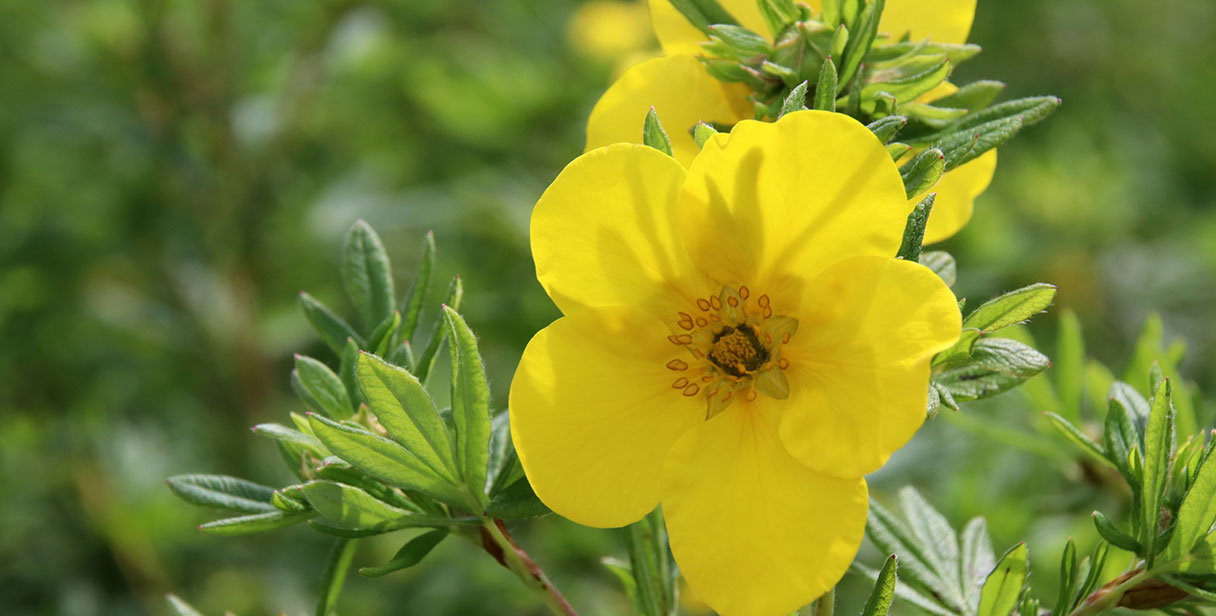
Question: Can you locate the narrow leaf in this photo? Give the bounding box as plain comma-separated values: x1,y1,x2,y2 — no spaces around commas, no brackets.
343,220,396,329
356,353,458,482
300,292,365,353
643,107,674,156
1142,380,1175,565
963,284,1058,332
301,480,415,530
443,306,492,507
977,543,1028,616
862,555,899,616
315,538,358,616
294,355,354,419
665,0,739,35
199,510,313,536
814,60,838,111
167,474,277,514
360,529,449,578
896,193,934,262
399,230,436,343
1091,511,1141,552
779,81,810,118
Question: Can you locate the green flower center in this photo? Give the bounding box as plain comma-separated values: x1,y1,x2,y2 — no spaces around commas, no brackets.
709,326,768,377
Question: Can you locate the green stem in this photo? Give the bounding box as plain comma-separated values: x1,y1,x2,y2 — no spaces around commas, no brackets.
315,538,358,616
813,586,835,616
940,407,1072,462
625,508,676,616
481,519,578,616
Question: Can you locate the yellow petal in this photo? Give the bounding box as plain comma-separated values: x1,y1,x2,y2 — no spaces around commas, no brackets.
509,305,706,528
532,142,711,319
662,400,868,616
879,0,977,45
586,55,750,167
779,256,961,478
648,0,769,57
568,0,656,62
679,110,909,311
802,0,976,44
922,149,997,244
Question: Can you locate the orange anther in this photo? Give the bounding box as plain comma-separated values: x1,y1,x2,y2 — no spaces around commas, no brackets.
695,317,708,327
678,311,693,322
762,306,773,318
778,358,790,369
727,296,738,307
701,374,714,382
683,384,700,397
672,377,689,389
710,296,722,310
668,334,692,345
696,298,711,311
739,286,750,299
666,359,688,371
745,390,758,401
678,319,694,330
757,295,771,308
782,333,791,344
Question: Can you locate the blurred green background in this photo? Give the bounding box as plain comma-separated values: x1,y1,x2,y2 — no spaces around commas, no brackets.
2,0,1213,614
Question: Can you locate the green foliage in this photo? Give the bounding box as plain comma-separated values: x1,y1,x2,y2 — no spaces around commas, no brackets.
643,108,675,156
896,194,935,263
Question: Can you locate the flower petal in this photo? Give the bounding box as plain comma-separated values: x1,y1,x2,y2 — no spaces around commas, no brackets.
802,0,976,44
679,110,910,311
509,305,707,528
532,142,710,319
586,55,750,168
662,400,868,616
648,0,769,57
779,256,961,478
922,150,997,244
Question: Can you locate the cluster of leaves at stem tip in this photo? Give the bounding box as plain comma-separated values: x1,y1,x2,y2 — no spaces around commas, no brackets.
166,221,551,615
657,0,1059,214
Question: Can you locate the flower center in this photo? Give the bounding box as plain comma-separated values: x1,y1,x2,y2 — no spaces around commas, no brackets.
665,285,798,418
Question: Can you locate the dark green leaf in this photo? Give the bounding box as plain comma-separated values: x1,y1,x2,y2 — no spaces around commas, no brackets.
867,115,907,143
779,81,809,118
301,480,416,530
963,283,1058,332
360,529,449,578
815,59,838,111
1052,540,1077,616
199,510,313,536
837,0,884,87
342,220,396,330
862,555,898,616
299,291,365,354
367,311,400,357
315,538,357,616
933,80,1006,111
1166,441,1216,560
486,411,523,497
643,107,674,156
756,0,798,36
1143,380,1175,565
166,474,277,514
900,149,945,199
1092,511,1141,552
920,251,956,287
977,543,1028,616
399,231,436,344
665,0,739,35
1044,412,1109,465
708,24,770,55
896,193,934,262
486,478,551,519
443,306,492,508
415,275,463,383
294,355,354,419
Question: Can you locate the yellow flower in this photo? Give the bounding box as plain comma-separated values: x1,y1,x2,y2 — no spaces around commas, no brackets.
586,0,995,243
511,111,960,615
568,0,663,77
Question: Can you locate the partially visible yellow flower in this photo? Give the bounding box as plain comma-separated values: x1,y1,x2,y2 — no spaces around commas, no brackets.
568,0,662,77
587,0,994,242
511,111,960,615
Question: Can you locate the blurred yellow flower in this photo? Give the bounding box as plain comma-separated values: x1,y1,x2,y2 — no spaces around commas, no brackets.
568,0,661,76
587,0,994,242
511,111,960,615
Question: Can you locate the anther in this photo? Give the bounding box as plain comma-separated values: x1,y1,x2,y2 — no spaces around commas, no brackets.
757,295,770,308
695,317,708,327
745,390,758,401
678,319,694,331
762,306,773,318
701,374,714,382
668,334,692,345
672,377,689,389
739,286,750,299
710,296,722,310
683,384,700,397
778,358,790,369
678,311,693,322
727,296,738,307
666,359,688,371
696,298,711,311
782,333,791,344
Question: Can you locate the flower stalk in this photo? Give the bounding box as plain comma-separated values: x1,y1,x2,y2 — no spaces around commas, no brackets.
480,519,579,616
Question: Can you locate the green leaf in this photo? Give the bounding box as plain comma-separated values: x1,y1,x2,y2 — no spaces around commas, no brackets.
1110,381,1151,436
837,0,884,87
367,310,401,357
356,353,458,485
643,107,674,156
315,538,357,616
315,460,424,514
1166,442,1216,560
779,81,809,118
299,291,365,354
253,422,326,455
896,193,934,262
862,555,898,616
167,474,277,514
1091,510,1141,552
935,338,1051,402
899,102,968,129
933,80,1006,111
693,122,719,148
399,230,436,344
937,96,1062,137
1103,397,1140,487
960,517,996,607
665,0,739,36
963,284,1057,332
307,413,466,505
603,559,646,616
708,24,770,55
920,251,956,287
814,59,838,111
757,0,798,36
415,275,463,383
1043,413,1109,465
821,0,841,28
1052,540,1077,616
938,116,1021,171
339,337,362,408
443,306,492,507
867,496,968,614
273,487,311,513
1142,380,1175,565
899,487,961,586
301,480,416,530
867,115,907,143
977,543,1028,616
294,355,354,419
165,594,204,616
360,529,449,578
900,148,945,199
199,510,314,536
861,55,952,112
486,411,523,497
1055,309,1085,422
623,508,675,616
486,477,550,520
343,220,396,330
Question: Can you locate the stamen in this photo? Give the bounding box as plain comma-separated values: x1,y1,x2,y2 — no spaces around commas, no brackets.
738,286,750,299
778,358,790,369
696,298,711,311
672,377,689,389
757,295,770,308
745,390,758,401
668,334,692,345
695,317,708,327
666,359,688,371
710,296,722,310
682,384,700,397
